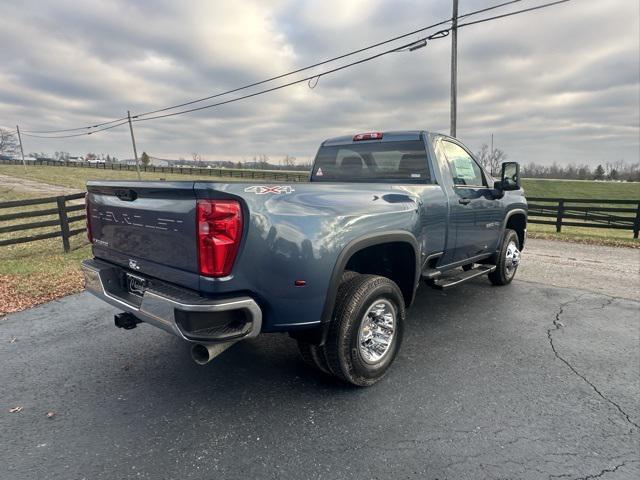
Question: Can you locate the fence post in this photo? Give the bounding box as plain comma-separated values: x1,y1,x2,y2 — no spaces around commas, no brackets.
555,200,564,233
633,202,640,239
56,196,71,252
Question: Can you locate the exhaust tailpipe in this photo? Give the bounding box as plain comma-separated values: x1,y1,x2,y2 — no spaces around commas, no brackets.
191,342,236,365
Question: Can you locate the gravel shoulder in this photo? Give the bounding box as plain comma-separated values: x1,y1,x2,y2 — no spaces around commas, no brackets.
519,238,640,300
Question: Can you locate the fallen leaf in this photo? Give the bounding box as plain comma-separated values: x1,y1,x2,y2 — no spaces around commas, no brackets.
46,411,56,419
9,406,23,413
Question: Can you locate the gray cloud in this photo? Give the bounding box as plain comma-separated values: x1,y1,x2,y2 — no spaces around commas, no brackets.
0,0,638,166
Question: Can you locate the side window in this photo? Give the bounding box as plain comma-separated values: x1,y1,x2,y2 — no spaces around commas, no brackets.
442,141,486,187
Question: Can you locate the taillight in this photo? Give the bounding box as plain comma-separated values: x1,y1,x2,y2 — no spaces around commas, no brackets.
85,194,93,243
197,200,243,277
353,132,383,141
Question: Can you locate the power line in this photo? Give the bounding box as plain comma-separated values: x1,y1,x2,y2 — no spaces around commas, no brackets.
130,0,525,120
20,120,129,138
133,0,570,124
132,30,451,123
458,0,570,28
18,0,523,135
20,116,128,134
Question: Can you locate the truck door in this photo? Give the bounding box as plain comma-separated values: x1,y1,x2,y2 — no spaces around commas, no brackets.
438,139,503,263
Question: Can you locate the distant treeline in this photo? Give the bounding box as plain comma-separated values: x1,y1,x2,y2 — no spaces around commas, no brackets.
521,160,639,182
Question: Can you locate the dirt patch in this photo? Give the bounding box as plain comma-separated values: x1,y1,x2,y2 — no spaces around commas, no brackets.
0,173,82,197
0,272,85,317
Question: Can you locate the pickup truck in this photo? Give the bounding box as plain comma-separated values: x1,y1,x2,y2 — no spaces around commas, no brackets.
82,131,527,386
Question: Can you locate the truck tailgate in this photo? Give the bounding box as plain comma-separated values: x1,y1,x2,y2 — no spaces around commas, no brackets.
86,181,198,273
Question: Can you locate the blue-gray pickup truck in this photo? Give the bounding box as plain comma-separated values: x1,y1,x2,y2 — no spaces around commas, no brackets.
82,131,527,386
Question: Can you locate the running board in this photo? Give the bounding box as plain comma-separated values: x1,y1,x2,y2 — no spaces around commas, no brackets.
421,268,441,280
428,265,496,290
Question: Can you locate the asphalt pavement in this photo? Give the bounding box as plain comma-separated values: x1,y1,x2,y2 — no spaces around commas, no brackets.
2,272,638,480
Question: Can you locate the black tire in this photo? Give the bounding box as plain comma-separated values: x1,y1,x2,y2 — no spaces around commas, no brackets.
324,274,405,386
296,270,360,375
462,263,474,271
341,270,359,283
488,229,520,286
297,341,331,375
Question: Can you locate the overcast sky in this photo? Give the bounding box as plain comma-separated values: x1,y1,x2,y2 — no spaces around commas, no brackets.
1,0,638,166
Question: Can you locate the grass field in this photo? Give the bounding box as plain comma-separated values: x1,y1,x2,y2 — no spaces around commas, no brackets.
0,163,231,190
0,166,638,315
522,178,640,200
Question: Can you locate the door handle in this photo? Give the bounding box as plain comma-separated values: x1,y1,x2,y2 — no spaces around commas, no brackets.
458,198,471,205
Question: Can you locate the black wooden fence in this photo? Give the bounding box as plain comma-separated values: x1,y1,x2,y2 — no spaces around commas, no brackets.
0,158,310,182
0,192,86,251
527,197,640,238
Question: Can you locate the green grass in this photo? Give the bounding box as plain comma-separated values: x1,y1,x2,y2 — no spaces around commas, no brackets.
522,178,640,200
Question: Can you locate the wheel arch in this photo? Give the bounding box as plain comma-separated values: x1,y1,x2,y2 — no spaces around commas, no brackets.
503,208,527,250
320,231,420,325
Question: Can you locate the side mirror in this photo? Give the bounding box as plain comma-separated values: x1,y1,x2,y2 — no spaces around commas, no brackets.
494,162,521,192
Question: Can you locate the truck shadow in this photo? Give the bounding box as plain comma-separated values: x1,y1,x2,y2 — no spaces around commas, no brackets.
98,277,499,401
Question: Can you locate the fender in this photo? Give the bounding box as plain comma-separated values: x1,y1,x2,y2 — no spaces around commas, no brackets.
501,207,528,250
296,231,421,346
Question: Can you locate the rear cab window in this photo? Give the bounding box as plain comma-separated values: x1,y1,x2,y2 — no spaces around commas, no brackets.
311,140,430,183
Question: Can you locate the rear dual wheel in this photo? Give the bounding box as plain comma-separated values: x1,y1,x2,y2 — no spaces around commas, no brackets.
297,272,405,386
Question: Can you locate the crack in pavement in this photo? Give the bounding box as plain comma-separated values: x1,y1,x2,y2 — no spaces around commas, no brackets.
590,297,615,310
547,295,640,431
575,460,631,480
550,460,639,480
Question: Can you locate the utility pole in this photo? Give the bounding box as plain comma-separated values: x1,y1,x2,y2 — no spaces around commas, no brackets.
450,0,458,138
127,110,142,180
491,133,495,176
15,125,26,172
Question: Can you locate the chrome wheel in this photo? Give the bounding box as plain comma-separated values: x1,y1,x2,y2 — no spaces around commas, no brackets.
357,299,396,365
505,240,521,276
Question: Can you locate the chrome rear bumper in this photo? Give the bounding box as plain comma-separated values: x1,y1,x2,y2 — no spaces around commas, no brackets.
82,259,262,343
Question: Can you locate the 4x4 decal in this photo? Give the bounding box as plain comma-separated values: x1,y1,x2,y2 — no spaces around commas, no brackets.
244,185,295,195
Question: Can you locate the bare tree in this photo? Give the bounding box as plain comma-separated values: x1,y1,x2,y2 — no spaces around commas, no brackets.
475,144,490,172
54,151,70,161
0,128,19,157
257,154,270,169
475,143,506,176
282,155,296,168
489,148,507,176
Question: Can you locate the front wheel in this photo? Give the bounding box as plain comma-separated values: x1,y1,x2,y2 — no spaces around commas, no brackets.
488,229,521,285
324,274,405,386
